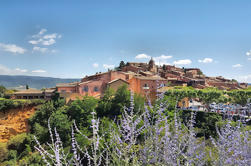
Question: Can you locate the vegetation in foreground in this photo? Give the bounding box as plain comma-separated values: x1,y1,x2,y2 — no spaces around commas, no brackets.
0,85,250,165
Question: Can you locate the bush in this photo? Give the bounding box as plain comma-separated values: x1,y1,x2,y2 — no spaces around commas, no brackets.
0,142,8,162
0,99,45,113
7,133,32,156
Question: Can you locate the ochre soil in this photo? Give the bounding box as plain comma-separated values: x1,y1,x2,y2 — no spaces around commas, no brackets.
0,106,37,142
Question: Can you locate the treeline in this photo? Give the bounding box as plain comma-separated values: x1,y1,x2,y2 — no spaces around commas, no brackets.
165,86,251,106
0,99,45,113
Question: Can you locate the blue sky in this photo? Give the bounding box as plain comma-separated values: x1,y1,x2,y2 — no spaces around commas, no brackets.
0,0,251,82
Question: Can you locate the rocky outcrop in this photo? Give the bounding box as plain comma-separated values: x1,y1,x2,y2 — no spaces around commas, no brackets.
0,106,37,142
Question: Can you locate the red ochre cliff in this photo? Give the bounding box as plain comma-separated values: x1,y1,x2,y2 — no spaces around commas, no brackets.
0,106,37,143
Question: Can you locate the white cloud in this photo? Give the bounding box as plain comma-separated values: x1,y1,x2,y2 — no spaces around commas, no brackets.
173,59,192,65
135,53,150,59
93,63,99,68
232,64,243,68
29,28,61,46
103,64,114,69
29,40,41,45
0,64,11,74
236,74,251,83
32,28,47,38
42,38,56,46
0,43,26,54
153,55,172,61
248,57,251,61
51,49,57,53
198,58,213,63
152,55,172,66
246,50,251,56
33,46,48,53
32,69,46,73
43,33,57,39
39,28,47,35
0,64,28,75
15,68,27,72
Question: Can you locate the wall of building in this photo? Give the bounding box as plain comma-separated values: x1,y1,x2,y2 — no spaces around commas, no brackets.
78,80,104,97
108,80,129,92
57,86,78,93
110,71,127,81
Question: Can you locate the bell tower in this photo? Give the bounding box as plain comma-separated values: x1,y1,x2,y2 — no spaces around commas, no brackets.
148,57,157,73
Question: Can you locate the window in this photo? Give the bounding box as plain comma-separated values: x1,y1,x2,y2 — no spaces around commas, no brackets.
83,86,88,92
61,90,66,93
94,86,99,92
143,83,149,90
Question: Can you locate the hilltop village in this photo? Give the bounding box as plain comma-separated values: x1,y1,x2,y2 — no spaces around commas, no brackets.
11,58,248,102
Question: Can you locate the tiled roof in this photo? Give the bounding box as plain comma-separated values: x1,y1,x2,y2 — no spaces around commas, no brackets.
135,76,167,81
14,88,56,94
14,89,43,94
56,82,79,87
108,78,129,84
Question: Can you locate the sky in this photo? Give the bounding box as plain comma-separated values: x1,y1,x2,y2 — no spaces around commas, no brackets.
0,0,251,82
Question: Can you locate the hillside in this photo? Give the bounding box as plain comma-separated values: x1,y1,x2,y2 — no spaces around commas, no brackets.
0,75,80,89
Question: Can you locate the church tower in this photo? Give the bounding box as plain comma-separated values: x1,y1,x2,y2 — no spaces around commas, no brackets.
148,57,157,73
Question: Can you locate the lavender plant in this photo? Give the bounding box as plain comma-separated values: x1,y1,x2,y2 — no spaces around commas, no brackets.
108,93,145,166
34,94,251,166
34,119,71,166
210,120,251,166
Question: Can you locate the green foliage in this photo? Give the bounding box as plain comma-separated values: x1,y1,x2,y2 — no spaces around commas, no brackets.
133,93,145,114
226,90,251,106
67,96,98,128
97,85,131,118
29,100,72,145
119,61,126,69
180,110,222,138
17,152,43,166
164,88,251,107
0,85,6,98
0,142,8,162
96,87,115,117
111,84,131,117
0,99,45,113
7,133,33,160
50,108,71,144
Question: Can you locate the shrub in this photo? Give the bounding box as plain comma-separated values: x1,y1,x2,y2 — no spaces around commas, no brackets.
0,142,8,162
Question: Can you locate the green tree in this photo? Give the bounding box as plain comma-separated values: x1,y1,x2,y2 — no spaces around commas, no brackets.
50,108,71,145
111,84,131,117
29,101,55,143
67,96,98,128
119,61,126,69
0,85,6,98
0,142,8,162
133,93,145,114
96,87,115,117
227,90,251,106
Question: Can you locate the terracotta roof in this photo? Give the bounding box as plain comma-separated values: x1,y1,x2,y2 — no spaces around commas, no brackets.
14,89,43,95
135,76,167,81
14,88,56,95
56,82,79,87
108,78,129,84
79,80,92,85
185,68,200,71
44,89,56,93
